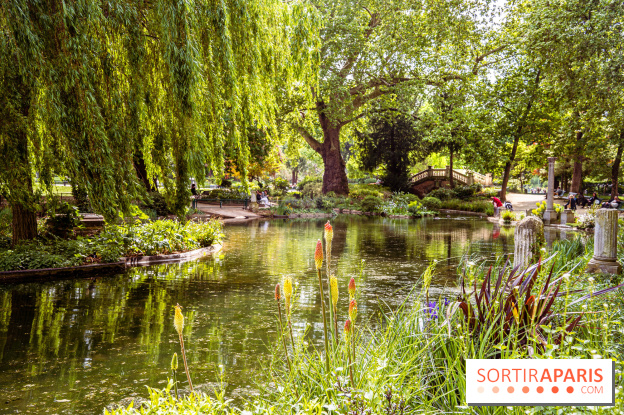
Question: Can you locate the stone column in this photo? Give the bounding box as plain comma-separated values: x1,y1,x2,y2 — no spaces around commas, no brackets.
467,172,474,186
428,166,433,178
250,192,258,213
587,209,622,274
543,157,558,224
513,216,544,270
560,209,575,225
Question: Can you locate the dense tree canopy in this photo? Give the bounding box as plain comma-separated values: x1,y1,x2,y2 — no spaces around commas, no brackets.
0,0,316,242
283,0,507,195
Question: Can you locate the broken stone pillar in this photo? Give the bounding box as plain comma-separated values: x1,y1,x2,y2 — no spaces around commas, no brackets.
514,216,544,270
250,192,258,213
543,157,558,225
587,209,622,274
560,209,575,225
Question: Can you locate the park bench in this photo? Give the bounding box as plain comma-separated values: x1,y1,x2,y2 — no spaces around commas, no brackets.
191,198,250,210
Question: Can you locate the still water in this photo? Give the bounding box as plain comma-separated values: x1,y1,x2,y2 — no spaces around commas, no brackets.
0,216,521,414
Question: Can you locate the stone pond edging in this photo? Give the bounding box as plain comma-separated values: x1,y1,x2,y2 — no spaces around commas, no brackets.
0,244,222,282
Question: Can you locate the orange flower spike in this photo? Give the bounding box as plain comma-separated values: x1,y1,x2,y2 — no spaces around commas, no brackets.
324,221,333,243
275,284,280,301
314,239,323,270
349,299,358,323
348,277,356,300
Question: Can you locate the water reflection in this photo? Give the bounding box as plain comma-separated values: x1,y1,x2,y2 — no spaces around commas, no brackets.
0,216,516,414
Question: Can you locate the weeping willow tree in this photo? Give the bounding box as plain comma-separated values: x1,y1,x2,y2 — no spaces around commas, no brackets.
0,0,318,243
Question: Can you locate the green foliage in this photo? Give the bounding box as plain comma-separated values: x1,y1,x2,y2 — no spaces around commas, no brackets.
0,219,223,271
428,185,481,201
300,181,323,198
532,201,564,219
439,199,495,215
198,189,248,201
421,197,442,211
44,202,81,238
501,210,517,223
0,208,11,245
297,176,322,191
361,195,383,213
357,114,431,192
427,188,454,201
0,0,316,239
142,192,173,217
379,192,419,215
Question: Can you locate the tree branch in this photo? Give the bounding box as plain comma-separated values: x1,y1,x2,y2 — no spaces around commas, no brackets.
293,124,322,154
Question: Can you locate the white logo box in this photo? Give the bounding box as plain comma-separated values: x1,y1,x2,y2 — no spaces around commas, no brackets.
466,359,614,406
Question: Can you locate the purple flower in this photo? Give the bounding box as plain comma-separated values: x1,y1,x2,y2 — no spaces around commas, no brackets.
426,301,439,319
443,298,450,307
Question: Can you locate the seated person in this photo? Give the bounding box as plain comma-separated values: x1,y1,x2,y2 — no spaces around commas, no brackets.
588,192,601,206
564,194,576,210
602,195,622,208
259,191,275,207
576,193,588,208
555,187,564,197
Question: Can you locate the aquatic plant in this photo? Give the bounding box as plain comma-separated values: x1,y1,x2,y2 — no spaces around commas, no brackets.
314,239,330,372
174,304,193,393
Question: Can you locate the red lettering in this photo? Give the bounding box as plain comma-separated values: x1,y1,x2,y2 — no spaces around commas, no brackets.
502,369,511,382
541,369,552,382
595,368,603,382
529,369,538,382
564,369,575,382
512,368,521,382
477,368,485,382
488,369,499,382
577,369,587,383
554,369,563,382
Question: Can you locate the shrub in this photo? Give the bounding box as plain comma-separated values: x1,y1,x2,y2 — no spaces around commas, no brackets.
452,184,480,200
421,196,442,210
501,210,516,223
300,182,323,198
272,177,290,191
532,201,563,219
45,201,81,238
440,199,494,215
143,192,172,217
407,200,423,216
0,208,11,240
297,176,322,190
0,219,223,271
427,187,454,200
361,195,382,212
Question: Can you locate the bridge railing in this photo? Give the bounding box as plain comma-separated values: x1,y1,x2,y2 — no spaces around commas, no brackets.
411,167,492,186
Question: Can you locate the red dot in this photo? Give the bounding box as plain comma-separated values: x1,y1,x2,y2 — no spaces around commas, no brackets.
522,386,530,393
567,386,574,393
507,386,515,393
537,386,544,394
552,386,559,393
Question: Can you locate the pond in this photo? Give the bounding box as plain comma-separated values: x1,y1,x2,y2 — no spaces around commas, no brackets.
0,216,560,414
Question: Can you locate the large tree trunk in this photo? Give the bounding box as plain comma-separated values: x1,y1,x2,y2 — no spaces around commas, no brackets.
316,105,349,195
320,126,349,195
611,132,624,199
570,132,584,193
2,68,37,244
